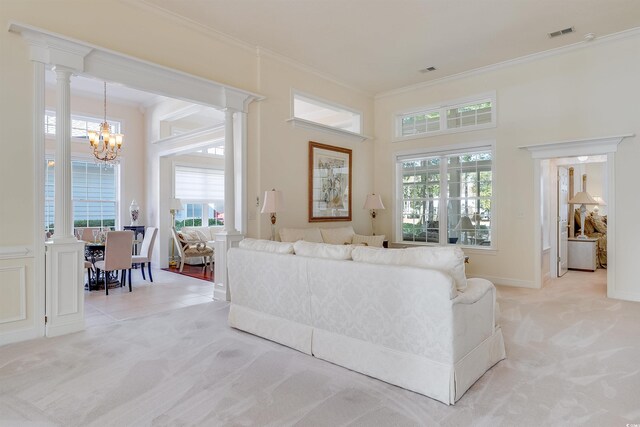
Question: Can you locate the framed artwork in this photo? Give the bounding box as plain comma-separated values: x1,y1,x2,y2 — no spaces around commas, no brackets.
309,141,352,222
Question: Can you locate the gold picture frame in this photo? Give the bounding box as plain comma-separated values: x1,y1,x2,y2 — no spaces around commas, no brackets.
308,141,352,222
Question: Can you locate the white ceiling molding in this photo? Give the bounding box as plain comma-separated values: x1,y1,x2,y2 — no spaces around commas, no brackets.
152,124,225,156
520,134,635,159
8,22,264,112
376,27,640,100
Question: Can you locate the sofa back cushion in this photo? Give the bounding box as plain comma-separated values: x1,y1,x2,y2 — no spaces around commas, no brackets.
320,226,356,245
279,227,324,243
352,246,467,291
352,234,385,248
239,238,294,254
293,240,353,260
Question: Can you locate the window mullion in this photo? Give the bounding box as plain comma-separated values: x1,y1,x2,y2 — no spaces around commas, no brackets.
439,156,448,244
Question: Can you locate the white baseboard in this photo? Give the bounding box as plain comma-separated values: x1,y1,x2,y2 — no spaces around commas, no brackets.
471,275,539,289
0,327,41,347
46,319,85,338
607,289,640,303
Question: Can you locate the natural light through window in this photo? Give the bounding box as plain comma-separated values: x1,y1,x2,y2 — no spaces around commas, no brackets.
293,92,362,134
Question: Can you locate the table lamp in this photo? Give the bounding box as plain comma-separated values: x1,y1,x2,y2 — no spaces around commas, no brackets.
363,194,385,235
261,189,284,240
568,191,599,239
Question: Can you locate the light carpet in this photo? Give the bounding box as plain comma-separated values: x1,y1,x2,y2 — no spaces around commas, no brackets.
1,270,639,426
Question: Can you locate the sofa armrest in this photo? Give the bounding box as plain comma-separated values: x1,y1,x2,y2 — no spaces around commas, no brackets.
452,277,493,305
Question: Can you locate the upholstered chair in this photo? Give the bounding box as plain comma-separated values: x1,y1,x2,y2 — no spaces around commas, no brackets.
94,231,134,295
131,227,158,282
171,227,214,272
84,260,95,290
79,227,101,242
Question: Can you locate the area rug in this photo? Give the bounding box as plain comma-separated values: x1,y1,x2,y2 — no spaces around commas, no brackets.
162,264,213,282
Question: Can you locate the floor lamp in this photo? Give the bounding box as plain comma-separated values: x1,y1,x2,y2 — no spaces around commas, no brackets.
261,189,284,240
568,191,599,239
169,198,184,267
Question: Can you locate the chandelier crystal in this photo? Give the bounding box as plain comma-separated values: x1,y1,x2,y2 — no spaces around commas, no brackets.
88,82,123,163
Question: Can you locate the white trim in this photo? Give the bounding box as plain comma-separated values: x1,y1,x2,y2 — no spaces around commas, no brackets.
474,275,537,289
519,135,633,158
376,27,640,100
525,136,634,298
393,141,496,250
0,246,33,260
393,92,496,142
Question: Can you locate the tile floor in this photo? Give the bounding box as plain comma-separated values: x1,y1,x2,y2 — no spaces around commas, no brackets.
84,267,214,328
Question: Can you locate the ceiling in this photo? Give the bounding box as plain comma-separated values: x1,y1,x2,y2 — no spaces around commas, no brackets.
140,0,640,94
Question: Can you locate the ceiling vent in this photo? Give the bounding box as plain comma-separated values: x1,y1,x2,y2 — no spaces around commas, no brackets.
419,66,437,73
548,27,574,38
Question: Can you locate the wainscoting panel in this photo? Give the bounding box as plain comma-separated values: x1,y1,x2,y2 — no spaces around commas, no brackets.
0,251,40,346
0,266,26,324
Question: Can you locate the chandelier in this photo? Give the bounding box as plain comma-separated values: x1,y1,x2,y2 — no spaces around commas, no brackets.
88,82,123,163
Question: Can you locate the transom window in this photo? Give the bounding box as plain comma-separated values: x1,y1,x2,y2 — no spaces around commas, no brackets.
45,159,118,233
396,93,495,139
45,110,121,139
397,145,494,248
292,91,362,134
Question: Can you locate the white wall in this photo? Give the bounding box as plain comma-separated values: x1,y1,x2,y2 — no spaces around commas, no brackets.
374,34,640,295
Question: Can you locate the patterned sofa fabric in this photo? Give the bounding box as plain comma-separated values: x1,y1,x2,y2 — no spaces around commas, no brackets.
227,245,506,405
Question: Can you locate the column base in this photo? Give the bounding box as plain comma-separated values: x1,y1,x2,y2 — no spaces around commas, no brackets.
213,232,244,302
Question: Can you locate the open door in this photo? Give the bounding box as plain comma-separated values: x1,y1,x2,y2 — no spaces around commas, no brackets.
558,166,569,276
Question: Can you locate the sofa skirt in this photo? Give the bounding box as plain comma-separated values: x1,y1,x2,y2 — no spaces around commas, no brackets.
228,304,313,355
311,326,506,405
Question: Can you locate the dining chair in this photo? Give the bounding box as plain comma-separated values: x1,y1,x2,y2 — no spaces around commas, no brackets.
79,227,100,242
84,260,95,290
171,227,214,272
94,231,134,295
130,227,158,282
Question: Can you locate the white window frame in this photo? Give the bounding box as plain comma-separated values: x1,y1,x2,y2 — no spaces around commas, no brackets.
394,141,497,252
44,156,121,232
45,109,122,140
393,92,496,142
287,89,369,141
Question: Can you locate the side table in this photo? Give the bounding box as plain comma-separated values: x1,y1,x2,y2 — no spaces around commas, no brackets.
567,237,597,271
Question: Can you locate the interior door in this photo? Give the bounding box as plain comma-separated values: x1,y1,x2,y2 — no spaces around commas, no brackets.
558,166,569,276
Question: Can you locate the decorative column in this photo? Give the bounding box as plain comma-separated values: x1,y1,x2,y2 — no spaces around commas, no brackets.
45,66,86,336
52,66,76,243
214,108,243,301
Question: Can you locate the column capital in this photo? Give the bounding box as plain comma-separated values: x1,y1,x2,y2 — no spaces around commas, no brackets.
52,65,74,79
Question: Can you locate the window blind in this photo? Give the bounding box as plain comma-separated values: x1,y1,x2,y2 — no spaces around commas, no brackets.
175,166,224,202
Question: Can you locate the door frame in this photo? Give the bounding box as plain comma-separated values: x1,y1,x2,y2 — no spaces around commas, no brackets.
522,134,632,296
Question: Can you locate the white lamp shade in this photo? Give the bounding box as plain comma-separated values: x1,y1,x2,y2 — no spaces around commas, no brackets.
592,196,606,206
568,191,599,205
455,215,474,231
363,194,385,210
169,198,184,211
261,190,284,213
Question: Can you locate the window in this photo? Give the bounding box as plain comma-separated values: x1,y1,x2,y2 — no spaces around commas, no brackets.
396,94,495,139
45,111,121,139
45,159,118,233
292,91,362,134
174,166,224,230
397,145,493,248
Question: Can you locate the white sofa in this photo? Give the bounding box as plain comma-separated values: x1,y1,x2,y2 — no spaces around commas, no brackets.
227,240,506,405
180,226,223,264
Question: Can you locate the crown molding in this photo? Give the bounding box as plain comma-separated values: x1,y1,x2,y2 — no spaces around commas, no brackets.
520,134,635,159
257,47,374,99
119,0,257,55
120,0,373,98
376,26,640,100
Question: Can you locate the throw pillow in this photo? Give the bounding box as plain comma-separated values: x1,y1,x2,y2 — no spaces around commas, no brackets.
293,240,353,260
279,228,324,243
352,246,467,291
352,234,385,248
239,238,294,254
320,226,356,245
590,214,607,234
